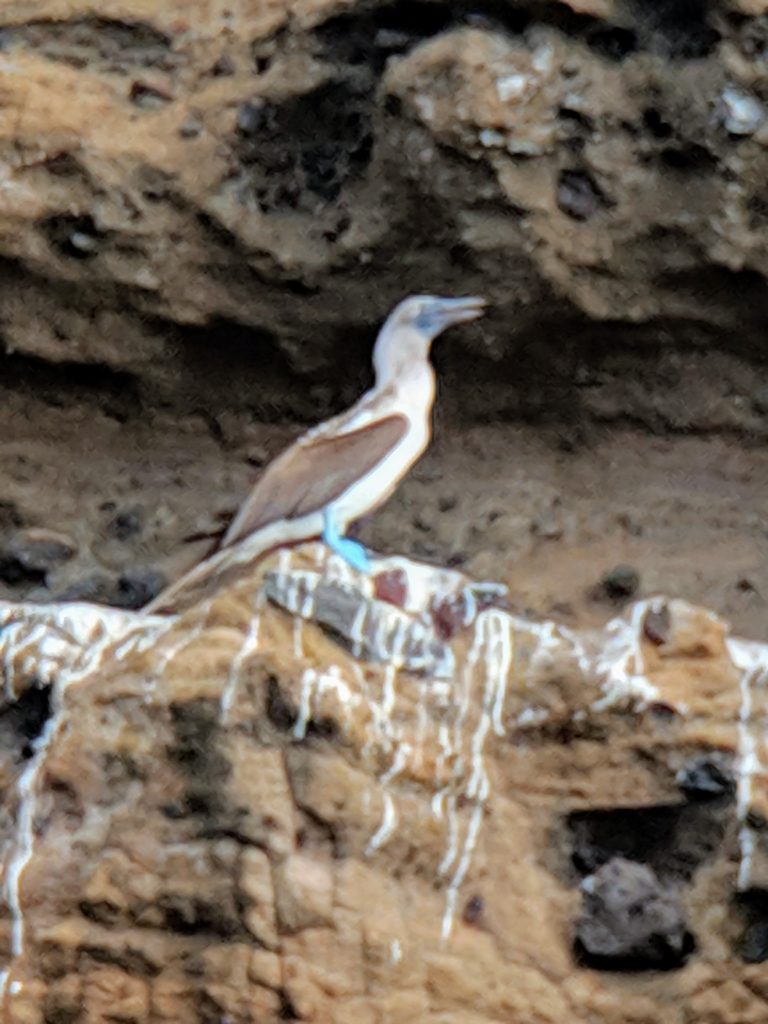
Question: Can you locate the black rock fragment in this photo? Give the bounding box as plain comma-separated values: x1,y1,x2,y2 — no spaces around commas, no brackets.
575,857,694,970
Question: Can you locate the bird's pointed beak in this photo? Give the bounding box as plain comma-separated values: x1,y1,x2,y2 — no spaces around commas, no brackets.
431,295,487,330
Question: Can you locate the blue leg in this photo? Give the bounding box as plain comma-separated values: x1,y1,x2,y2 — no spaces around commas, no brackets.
322,508,370,573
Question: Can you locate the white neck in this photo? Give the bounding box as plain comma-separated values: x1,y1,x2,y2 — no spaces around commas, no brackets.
373,323,433,390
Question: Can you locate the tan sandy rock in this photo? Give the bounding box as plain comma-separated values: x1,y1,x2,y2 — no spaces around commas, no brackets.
0,542,764,1021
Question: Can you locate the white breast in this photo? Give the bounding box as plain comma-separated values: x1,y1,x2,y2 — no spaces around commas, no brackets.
332,386,433,528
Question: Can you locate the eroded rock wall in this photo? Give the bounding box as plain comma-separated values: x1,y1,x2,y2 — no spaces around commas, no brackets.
0,0,765,394
0,0,765,647
0,545,767,1023
0,7,766,1020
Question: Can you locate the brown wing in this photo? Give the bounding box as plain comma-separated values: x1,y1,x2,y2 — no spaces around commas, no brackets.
221,413,409,548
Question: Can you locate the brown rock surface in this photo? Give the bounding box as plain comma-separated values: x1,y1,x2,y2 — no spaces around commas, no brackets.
0,0,767,1021
0,0,765,644
0,0,767,373
0,544,767,1022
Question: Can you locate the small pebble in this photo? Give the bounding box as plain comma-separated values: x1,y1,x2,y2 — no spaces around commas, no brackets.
236,100,268,135
721,87,764,136
531,510,563,540
736,577,757,594
68,231,99,255
179,112,203,138
496,73,528,102
130,81,173,108
676,754,735,800
430,593,470,640
211,54,234,76
106,506,144,542
643,604,670,645
576,857,693,968
557,170,605,221
595,564,640,602
373,569,408,608
114,569,167,609
463,894,484,924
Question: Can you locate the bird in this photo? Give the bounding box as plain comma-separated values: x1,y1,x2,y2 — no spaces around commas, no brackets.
145,294,486,613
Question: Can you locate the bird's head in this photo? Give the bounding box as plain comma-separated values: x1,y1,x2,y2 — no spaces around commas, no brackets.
373,294,486,382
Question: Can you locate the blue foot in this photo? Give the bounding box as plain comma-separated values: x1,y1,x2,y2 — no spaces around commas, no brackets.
322,509,371,573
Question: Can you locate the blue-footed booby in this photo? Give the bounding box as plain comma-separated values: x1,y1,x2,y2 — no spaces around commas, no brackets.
146,294,485,612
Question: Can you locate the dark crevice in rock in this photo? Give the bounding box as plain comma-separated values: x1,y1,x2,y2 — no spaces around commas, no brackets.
267,675,339,743
567,801,731,883
234,80,374,211
676,753,736,800
267,676,299,733
748,188,768,230
233,0,720,218
658,142,718,172
626,0,720,59
41,213,104,261
566,800,725,972
41,295,759,437
80,943,160,977
278,990,301,1020
643,107,674,139
167,701,232,823
736,890,768,963
55,569,166,610
431,302,768,436
40,151,94,184
317,0,623,63
655,264,768,320
0,683,52,760
588,24,639,59
79,898,120,927
557,169,611,221
316,2,457,71
2,17,172,72
157,891,244,938
315,0,716,67
0,350,143,420
42,996,83,1024
170,318,320,422
0,556,47,588
192,211,277,276
296,802,344,859
129,80,173,108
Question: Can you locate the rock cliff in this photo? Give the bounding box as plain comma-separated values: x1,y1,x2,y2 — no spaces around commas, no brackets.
1,544,767,1022
0,1,766,1020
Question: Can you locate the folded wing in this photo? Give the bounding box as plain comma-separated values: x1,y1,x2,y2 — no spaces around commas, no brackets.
221,413,409,548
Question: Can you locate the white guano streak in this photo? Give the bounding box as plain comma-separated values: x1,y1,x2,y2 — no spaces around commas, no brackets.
728,638,768,890
0,608,151,1003
220,592,264,723
440,610,513,942
592,599,663,711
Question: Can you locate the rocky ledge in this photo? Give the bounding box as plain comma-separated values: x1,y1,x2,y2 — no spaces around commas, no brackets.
0,543,766,1022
